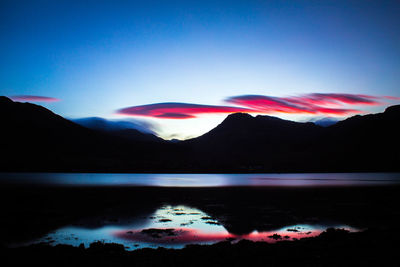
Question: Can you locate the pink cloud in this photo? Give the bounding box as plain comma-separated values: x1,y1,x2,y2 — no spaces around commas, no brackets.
225,93,396,116
226,95,317,114
10,95,60,103
116,102,254,119
116,93,400,119
284,93,381,106
383,95,400,100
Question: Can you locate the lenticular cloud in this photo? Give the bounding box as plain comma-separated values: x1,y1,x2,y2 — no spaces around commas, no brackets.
116,102,253,119
10,95,60,103
116,93,399,119
225,93,387,116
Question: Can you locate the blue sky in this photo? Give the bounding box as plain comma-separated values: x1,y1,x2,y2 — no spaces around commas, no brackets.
1,0,399,139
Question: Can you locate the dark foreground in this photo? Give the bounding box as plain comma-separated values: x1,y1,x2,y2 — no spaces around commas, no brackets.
1,185,399,266
3,228,399,267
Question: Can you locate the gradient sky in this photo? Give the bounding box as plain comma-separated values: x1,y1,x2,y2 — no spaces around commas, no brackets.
1,0,399,139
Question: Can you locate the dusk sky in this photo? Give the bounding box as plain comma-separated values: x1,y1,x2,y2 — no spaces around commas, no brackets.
1,0,399,139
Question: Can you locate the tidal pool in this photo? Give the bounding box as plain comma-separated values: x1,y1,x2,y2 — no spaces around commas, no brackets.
29,205,358,250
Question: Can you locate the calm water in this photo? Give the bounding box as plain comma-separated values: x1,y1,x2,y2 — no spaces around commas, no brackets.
3,172,397,249
25,205,358,250
1,172,400,187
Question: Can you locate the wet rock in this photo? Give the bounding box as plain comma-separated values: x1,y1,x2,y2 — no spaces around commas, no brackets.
180,221,194,226
158,219,172,222
140,228,177,238
205,221,220,225
88,241,125,253
268,234,282,240
319,228,350,239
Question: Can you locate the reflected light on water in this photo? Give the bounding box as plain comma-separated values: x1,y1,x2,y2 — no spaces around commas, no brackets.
1,172,399,187
29,205,358,250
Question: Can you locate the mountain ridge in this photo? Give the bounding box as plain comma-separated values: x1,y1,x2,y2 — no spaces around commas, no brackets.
72,117,162,142
1,96,399,172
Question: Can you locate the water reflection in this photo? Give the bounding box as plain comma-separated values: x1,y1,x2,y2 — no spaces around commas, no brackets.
1,172,399,187
31,205,358,250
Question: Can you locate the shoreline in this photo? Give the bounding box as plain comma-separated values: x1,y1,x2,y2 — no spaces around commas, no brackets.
3,228,399,266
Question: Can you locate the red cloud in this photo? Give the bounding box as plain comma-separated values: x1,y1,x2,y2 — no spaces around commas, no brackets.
226,95,317,114
225,93,394,116
116,102,253,119
116,93,400,119
384,95,400,100
10,95,60,103
284,93,381,106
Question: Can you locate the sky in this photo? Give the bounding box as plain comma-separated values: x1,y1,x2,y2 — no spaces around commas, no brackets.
1,0,399,139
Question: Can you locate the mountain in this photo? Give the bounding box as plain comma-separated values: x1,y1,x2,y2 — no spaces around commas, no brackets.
0,96,399,172
181,106,400,172
181,113,323,171
0,96,170,172
312,117,340,127
72,117,162,142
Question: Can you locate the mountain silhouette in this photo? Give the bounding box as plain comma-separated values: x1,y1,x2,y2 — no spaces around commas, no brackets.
180,113,322,171
312,117,339,127
0,96,399,172
0,96,169,172
72,117,162,142
182,106,400,172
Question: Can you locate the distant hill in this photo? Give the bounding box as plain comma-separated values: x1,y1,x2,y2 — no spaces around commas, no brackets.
72,117,162,142
0,96,399,172
312,117,340,127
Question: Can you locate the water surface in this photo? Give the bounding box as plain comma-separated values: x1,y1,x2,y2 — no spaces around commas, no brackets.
1,172,399,187
27,205,358,250
3,172,396,249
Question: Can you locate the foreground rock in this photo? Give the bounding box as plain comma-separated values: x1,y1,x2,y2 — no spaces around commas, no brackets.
2,228,398,267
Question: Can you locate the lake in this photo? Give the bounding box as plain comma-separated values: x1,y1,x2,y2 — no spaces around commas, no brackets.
1,172,399,187
1,172,399,250
24,204,358,250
